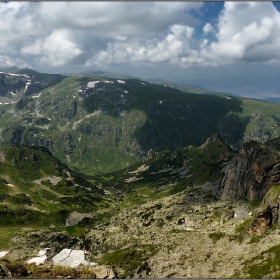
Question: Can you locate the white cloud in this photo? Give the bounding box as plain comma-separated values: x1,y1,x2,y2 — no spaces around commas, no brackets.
0,2,203,69
0,55,30,69
92,24,196,66
204,2,280,64
203,23,214,34
21,29,82,66
93,2,280,68
1,1,280,71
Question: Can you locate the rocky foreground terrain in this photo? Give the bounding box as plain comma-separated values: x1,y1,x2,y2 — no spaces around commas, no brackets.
3,182,280,279
1,135,280,278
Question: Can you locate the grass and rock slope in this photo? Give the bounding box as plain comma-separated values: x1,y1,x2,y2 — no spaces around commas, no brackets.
0,145,106,251
2,68,280,278
0,68,280,174
1,135,280,278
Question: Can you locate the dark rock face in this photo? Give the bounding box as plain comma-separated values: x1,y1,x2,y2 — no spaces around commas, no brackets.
216,140,280,201
248,188,280,235
262,190,280,225
246,206,272,235
0,264,12,278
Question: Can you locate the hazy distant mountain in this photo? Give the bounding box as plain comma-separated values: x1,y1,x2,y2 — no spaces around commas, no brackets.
81,69,136,80
263,97,280,104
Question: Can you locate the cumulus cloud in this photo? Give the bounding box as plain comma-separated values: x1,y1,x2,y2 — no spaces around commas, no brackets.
204,2,280,64
92,2,280,68
21,29,83,66
203,23,215,35
1,1,280,71
92,24,196,66
0,2,203,69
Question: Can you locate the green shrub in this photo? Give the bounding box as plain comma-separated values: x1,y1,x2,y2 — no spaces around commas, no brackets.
208,231,225,244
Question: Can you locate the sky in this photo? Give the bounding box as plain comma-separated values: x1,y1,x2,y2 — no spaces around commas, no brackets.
1,1,280,99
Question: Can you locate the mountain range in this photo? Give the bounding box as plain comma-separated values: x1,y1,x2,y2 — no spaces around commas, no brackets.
0,67,280,175
1,67,280,278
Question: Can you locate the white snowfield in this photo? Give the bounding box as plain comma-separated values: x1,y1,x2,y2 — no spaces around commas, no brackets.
52,249,97,268
117,80,125,84
25,81,31,92
87,81,100,88
0,251,9,258
87,80,114,88
27,249,51,265
0,72,30,79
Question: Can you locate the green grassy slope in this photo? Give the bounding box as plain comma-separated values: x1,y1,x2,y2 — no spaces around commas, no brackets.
0,72,279,174
0,146,103,230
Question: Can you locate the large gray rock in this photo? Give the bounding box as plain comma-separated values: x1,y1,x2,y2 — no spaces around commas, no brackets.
216,141,280,201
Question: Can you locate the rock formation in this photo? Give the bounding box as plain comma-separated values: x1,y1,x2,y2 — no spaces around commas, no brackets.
217,140,280,201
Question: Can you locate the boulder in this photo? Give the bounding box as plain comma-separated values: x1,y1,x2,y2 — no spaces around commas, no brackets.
0,264,12,279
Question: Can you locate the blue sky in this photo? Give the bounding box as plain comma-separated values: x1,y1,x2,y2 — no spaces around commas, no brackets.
1,2,280,99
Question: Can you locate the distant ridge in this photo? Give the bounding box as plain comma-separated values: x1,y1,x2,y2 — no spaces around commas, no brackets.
81,69,137,80
147,78,216,94
263,97,280,104
0,66,20,74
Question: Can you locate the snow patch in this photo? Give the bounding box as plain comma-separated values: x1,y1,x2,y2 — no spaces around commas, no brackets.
27,248,50,265
124,90,128,93
87,81,100,88
0,251,9,258
117,80,125,84
52,249,97,268
125,176,143,183
129,164,149,174
24,82,31,92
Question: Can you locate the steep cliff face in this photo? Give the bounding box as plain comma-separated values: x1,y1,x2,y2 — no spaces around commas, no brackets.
217,140,280,201
247,186,280,235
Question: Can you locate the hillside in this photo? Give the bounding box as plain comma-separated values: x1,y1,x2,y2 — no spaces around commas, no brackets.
0,68,279,174
2,135,280,278
0,145,107,251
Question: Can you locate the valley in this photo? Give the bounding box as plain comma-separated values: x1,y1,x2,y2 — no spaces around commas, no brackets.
1,68,280,278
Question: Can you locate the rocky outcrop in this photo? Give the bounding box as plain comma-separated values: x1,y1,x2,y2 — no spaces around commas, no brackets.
216,140,280,201
246,206,272,235
0,264,12,279
247,186,280,235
